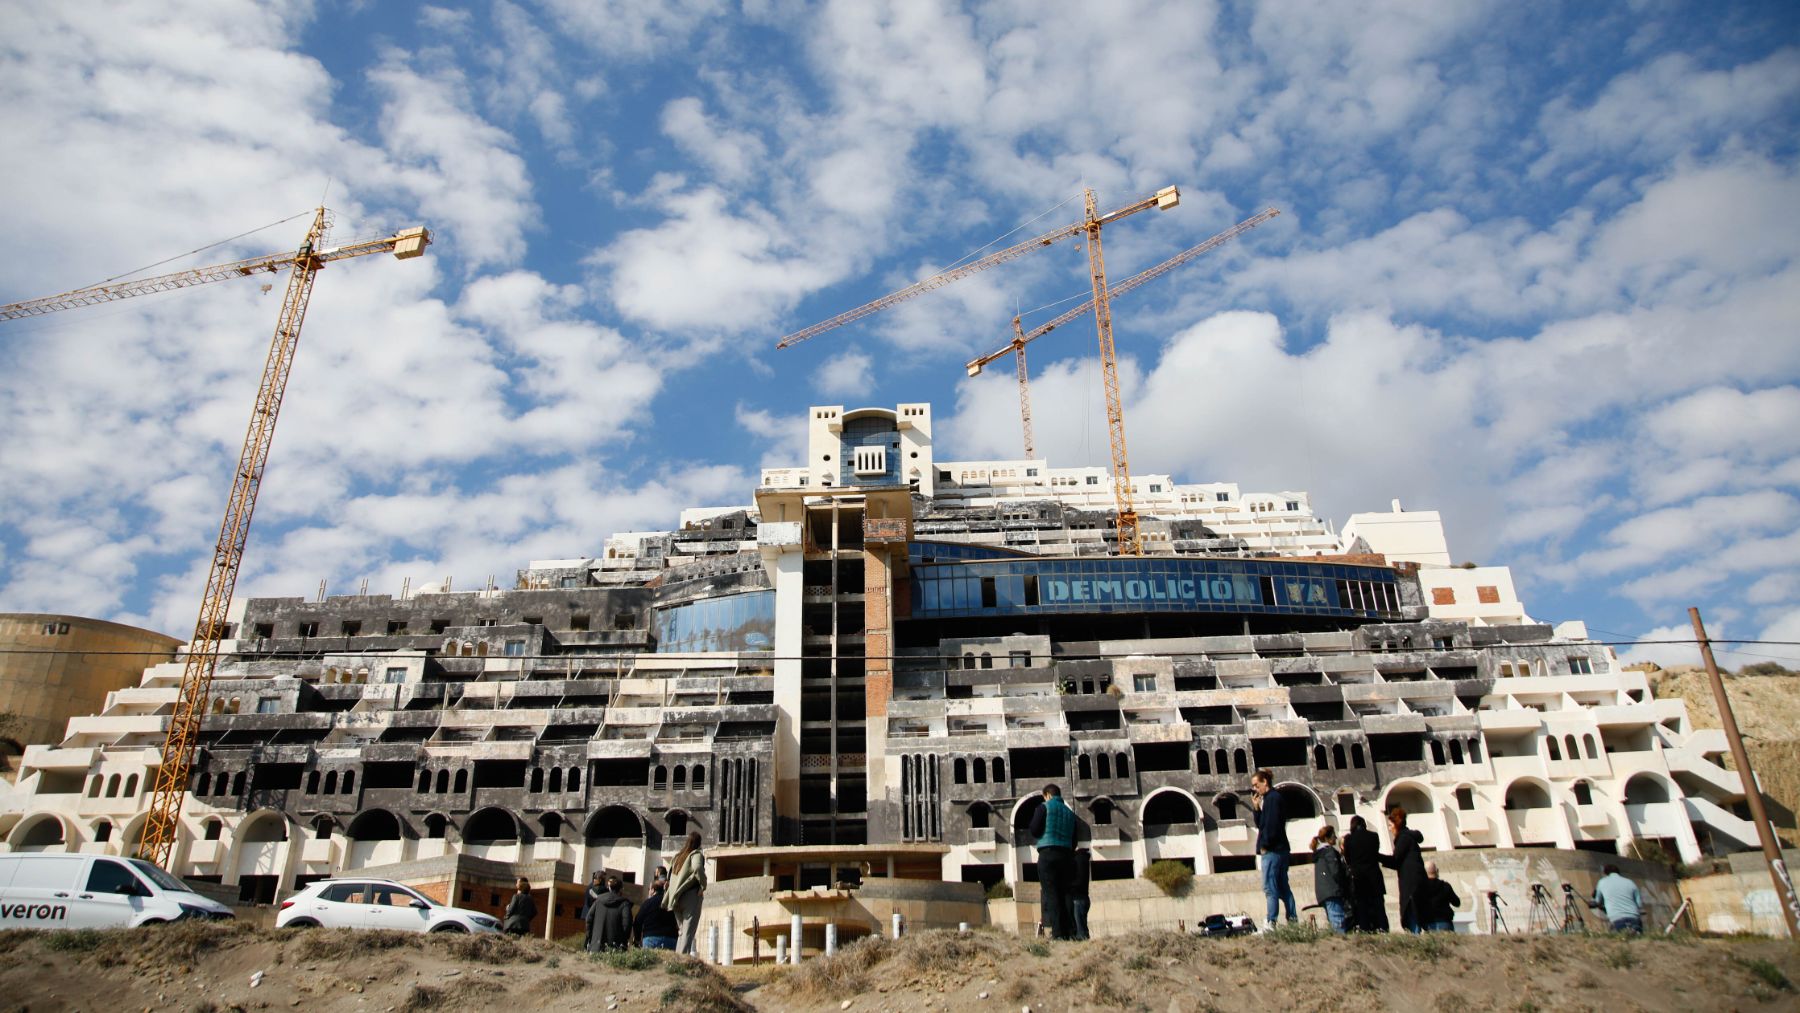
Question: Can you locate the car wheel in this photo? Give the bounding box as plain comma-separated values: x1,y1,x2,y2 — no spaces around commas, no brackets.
429,924,467,934
284,918,321,928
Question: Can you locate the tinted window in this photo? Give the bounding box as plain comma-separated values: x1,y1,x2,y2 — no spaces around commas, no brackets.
128,860,189,893
319,882,367,903
86,860,145,896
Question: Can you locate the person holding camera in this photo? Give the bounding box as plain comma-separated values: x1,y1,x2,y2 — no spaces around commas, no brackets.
1587,864,1644,933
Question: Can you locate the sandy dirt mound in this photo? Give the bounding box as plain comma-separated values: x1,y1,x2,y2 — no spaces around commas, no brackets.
3,922,1798,1012
1651,666,1800,836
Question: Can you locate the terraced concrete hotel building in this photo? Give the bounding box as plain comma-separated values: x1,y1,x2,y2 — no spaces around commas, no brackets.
0,402,1756,930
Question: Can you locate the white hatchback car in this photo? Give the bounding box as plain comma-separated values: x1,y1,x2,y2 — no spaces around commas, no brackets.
276,878,500,934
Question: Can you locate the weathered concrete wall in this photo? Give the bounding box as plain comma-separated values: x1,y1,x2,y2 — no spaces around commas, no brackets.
1678,849,1800,937
0,614,180,753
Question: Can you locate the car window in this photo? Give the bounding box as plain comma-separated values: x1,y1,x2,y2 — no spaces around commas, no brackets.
86,860,145,896
318,882,367,903
128,860,190,893
369,887,418,907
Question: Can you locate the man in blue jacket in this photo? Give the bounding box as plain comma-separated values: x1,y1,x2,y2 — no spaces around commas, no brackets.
1028,783,1077,940
1251,768,1296,929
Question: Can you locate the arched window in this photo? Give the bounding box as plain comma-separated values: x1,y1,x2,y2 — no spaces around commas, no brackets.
972,758,986,784
214,772,229,796
437,769,450,794
1215,794,1239,821
123,774,137,796
530,767,544,793
668,810,688,837
1314,745,1328,770
538,813,563,839
1118,752,1131,778
992,758,1005,782
418,769,431,792
1449,740,1465,764
1468,738,1482,763
570,767,583,791
232,771,246,796
1196,750,1211,775
94,820,113,844
690,765,703,789
653,765,668,790
674,766,687,790
1143,792,1198,826
462,807,519,843
1232,749,1246,775
1546,736,1562,761
1098,753,1111,779
453,769,468,794
203,818,223,841
1078,754,1093,780
88,776,103,798
324,771,338,794
106,774,121,798
1455,786,1475,810
1504,781,1552,810
424,814,448,840
1332,744,1347,770
954,758,967,784
1430,740,1446,765
967,801,993,829
1215,749,1229,774
549,768,562,793
980,652,993,669
1584,736,1598,760
1350,744,1365,769
1092,799,1114,826
307,771,321,794
963,653,975,669
1573,780,1593,806
340,771,354,794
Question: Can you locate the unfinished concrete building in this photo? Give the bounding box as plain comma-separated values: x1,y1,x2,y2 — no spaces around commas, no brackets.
0,401,1757,935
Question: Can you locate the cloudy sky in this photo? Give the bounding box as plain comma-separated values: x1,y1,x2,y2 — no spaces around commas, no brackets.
1,1,1795,669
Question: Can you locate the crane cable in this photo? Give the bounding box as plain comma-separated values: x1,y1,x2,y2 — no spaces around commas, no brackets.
84,210,315,289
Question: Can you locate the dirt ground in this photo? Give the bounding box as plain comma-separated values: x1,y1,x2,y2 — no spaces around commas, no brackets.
2,921,1798,1013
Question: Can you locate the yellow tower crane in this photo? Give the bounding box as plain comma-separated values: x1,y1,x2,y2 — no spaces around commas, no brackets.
0,209,430,865
967,207,1281,460
776,186,1180,554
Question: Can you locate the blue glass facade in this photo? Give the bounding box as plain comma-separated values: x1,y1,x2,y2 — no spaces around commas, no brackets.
652,590,776,653
837,415,905,488
908,556,1402,620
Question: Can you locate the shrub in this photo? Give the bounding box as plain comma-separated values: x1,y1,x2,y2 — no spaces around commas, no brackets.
1024,940,1051,957
985,881,1013,900
1263,921,1328,944
1734,956,1794,991
598,947,662,971
1143,860,1193,897
40,930,103,953
1736,661,1794,677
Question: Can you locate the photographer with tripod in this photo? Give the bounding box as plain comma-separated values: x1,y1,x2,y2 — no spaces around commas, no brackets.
1586,865,1644,934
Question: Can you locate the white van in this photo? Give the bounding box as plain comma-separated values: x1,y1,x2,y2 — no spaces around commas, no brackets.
0,853,234,929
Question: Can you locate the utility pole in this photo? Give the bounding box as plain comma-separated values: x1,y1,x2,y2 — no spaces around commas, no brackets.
1689,606,1800,939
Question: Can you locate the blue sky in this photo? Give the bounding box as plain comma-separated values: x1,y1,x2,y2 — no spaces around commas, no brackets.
1,1,1796,670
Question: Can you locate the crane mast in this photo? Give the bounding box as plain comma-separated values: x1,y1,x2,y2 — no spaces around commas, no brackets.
1081,189,1143,555
1,208,430,866
1012,316,1035,459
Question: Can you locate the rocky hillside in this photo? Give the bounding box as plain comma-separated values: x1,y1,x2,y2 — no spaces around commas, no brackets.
1647,664,1800,835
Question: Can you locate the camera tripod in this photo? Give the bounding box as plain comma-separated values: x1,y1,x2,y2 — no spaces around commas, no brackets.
1525,883,1590,933
1487,891,1508,934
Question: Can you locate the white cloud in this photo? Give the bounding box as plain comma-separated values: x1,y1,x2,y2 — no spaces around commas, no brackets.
533,0,727,57
813,350,873,398
1644,386,1800,462
661,97,766,183
1614,622,1708,671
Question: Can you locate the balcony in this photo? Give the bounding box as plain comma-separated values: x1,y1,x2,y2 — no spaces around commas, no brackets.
967,827,996,852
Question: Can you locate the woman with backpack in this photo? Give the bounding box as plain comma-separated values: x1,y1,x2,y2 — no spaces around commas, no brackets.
664,831,707,955
1311,824,1353,933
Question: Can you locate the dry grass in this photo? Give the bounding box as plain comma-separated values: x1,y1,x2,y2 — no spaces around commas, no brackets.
531,971,592,996
776,935,892,997
293,927,420,962
657,961,753,1013
432,930,544,964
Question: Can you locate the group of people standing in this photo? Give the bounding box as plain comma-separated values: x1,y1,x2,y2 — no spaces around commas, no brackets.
499,830,709,953
1030,784,1093,940
1254,769,1460,933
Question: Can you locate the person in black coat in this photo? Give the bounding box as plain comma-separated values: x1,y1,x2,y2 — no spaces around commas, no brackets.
579,872,606,949
585,874,634,952
1342,815,1388,932
633,872,681,950
502,877,537,936
1415,860,1461,932
1381,806,1429,933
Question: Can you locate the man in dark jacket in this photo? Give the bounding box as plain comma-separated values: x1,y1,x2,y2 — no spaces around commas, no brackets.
585,874,634,952
1250,769,1296,929
1381,806,1429,933
502,877,536,936
633,872,680,950
1415,860,1461,932
1342,815,1388,932
579,872,606,949
1027,783,1077,940
1070,847,1092,941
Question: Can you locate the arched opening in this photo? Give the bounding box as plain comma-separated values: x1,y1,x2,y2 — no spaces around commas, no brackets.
106,774,121,797
690,765,703,789
123,774,137,796
202,817,224,841
992,758,1005,782
1091,798,1114,826
1314,745,1328,770
538,812,563,839
972,758,986,784
311,815,336,840
1277,784,1320,819
93,820,113,844
16,816,67,851
307,771,321,794
324,771,338,795
1232,749,1246,775
1195,749,1211,775
453,769,468,794
1332,744,1348,769
347,809,403,841
1385,783,1433,816
1504,781,1553,810
954,758,967,784
1573,780,1594,806
674,766,687,790
530,767,544,793
1077,755,1092,780
962,652,974,669
87,776,103,798
1430,740,1446,765
1546,736,1562,761
340,771,354,795
1583,736,1598,760
418,769,431,792
653,765,668,791
1467,738,1482,763
214,772,229,796
967,801,993,829
1213,792,1241,822
549,768,563,793
980,652,993,669
463,807,521,844
436,769,450,794
1449,740,1464,765
1117,752,1131,778
1013,795,1044,836
1097,753,1112,779
667,809,688,838
1564,734,1579,762
1350,744,1366,768
1142,791,1199,827
585,805,644,843
241,813,288,842
570,767,583,792
1622,773,1672,805
1455,786,1476,810
1214,749,1228,775
423,813,448,840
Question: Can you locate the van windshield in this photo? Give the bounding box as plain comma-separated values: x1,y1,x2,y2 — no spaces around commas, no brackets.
128,859,193,893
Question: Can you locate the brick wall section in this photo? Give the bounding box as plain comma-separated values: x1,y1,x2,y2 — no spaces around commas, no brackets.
864,547,892,718
1477,585,1500,603
1431,587,1457,605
